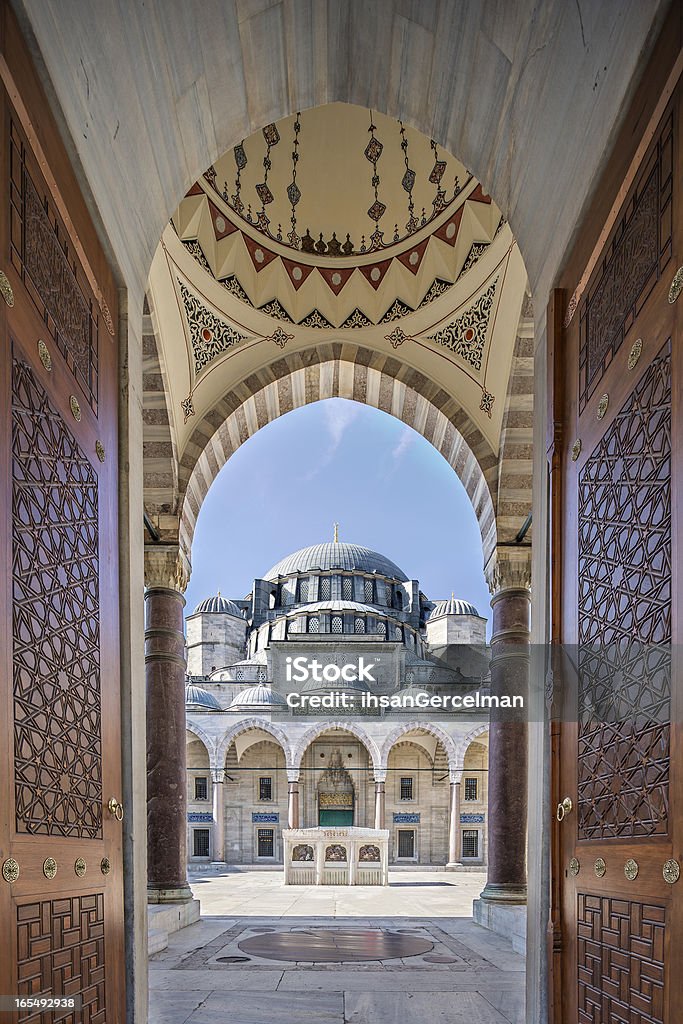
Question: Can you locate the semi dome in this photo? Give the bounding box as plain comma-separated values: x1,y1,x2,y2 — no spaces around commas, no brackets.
429,597,480,618
193,592,245,616
264,542,408,582
230,683,288,711
185,683,222,710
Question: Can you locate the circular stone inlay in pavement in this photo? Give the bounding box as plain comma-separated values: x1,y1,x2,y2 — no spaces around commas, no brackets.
422,954,459,963
238,928,434,963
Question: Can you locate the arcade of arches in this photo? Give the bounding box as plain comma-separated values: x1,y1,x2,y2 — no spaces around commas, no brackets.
0,3,681,1024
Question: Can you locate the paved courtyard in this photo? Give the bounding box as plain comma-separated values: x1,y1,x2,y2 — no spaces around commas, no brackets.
149,870,525,1024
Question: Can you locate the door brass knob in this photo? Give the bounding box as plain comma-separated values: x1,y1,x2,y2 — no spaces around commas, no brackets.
108,797,124,821
556,796,573,821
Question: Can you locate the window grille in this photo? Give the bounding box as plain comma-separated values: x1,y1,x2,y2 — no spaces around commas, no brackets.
462,830,479,858
354,617,365,634
464,778,478,801
342,577,353,600
319,577,331,600
377,620,386,635
257,829,274,857
332,616,343,634
400,777,414,800
194,776,208,800
193,829,210,857
308,616,320,633
397,830,415,858
364,579,374,602
297,578,309,602
394,626,402,641
259,777,272,801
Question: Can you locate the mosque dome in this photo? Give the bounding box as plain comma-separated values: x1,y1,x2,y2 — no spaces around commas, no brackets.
429,597,480,618
264,542,408,582
193,592,245,616
185,683,222,710
230,683,288,711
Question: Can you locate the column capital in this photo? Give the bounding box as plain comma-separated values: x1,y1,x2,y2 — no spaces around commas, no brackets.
485,545,532,596
373,769,387,783
210,768,225,784
449,769,463,784
144,543,191,593
286,768,300,784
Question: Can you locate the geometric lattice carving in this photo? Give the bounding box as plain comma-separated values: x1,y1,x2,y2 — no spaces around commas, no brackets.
9,121,99,412
577,343,671,840
578,111,673,411
17,895,106,1023
12,358,102,838
578,895,665,1024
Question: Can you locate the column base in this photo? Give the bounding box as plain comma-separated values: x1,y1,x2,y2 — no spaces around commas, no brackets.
147,884,194,904
478,882,527,904
473,898,526,955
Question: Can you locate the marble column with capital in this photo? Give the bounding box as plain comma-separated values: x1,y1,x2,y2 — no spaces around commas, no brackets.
446,771,462,868
211,768,226,863
374,770,387,830
479,546,531,904
145,543,193,904
287,770,300,829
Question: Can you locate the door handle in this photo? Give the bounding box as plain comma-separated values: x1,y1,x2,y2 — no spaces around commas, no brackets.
107,797,124,821
556,796,573,821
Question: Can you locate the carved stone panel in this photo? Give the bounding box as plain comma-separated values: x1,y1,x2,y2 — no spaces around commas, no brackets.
16,894,106,1023
578,894,665,1024
577,343,671,840
578,111,673,411
12,357,102,838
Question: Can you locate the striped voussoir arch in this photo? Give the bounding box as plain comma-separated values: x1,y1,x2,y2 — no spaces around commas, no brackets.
176,342,499,565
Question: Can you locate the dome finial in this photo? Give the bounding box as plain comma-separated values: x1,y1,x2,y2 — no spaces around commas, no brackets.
333,521,339,543
451,591,454,601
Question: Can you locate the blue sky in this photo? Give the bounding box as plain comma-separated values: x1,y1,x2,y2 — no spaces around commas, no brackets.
184,398,491,633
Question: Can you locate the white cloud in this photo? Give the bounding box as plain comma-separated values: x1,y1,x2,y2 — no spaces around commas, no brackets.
392,426,413,462
301,399,360,481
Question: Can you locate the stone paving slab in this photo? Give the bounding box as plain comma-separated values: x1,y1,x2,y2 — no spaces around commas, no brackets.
344,991,514,1024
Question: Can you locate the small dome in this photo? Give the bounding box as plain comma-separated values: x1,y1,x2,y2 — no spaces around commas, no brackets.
264,542,408,582
185,683,222,710
230,683,288,710
193,592,245,616
429,597,480,618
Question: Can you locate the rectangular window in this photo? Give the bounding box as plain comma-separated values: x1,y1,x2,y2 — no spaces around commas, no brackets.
257,828,274,857
193,828,210,858
400,777,414,801
259,777,272,801
397,830,415,858
464,778,478,801
462,830,479,858
194,776,208,800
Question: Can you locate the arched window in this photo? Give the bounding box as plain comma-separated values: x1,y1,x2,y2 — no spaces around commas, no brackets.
394,625,403,641
377,620,386,635
342,577,353,600
297,578,309,602
308,616,320,633
332,616,343,634
395,589,403,610
354,616,365,634
319,577,331,601
364,578,374,603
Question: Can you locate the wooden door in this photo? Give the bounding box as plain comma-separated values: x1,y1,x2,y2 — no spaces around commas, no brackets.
553,58,683,1024
0,6,124,1022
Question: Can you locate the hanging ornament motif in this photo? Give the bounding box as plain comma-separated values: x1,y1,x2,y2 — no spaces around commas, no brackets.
399,121,419,235
287,113,302,249
429,139,448,215
231,141,247,215
365,112,386,251
480,388,495,418
255,123,280,231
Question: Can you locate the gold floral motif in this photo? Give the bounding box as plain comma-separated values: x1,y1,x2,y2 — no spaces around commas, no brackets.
668,266,683,304
100,857,111,875
569,857,580,876
663,859,680,884
38,339,52,371
95,440,106,463
69,395,81,422
594,857,606,878
74,857,87,878
571,439,582,462
100,298,115,336
597,394,609,420
2,858,19,883
624,858,639,881
0,270,14,306
627,338,643,370
43,857,57,879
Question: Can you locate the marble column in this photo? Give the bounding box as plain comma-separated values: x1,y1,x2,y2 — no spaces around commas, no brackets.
447,771,462,868
479,547,531,904
145,544,193,904
211,768,226,863
287,770,300,829
374,771,386,830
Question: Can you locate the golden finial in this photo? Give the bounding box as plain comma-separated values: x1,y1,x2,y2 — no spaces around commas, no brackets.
333,522,339,543
451,591,454,601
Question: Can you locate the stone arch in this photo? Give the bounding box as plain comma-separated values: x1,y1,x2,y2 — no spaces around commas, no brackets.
215,717,292,769
175,345,498,565
142,293,180,521
292,721,382,773
379,721,458,773
185,722,217,762
455,724,490,768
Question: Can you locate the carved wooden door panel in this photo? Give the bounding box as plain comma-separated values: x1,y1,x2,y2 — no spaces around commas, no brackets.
0,7,124,1023
555,74,683,1024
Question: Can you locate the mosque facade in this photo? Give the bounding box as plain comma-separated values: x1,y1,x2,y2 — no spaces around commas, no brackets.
184,538,490,868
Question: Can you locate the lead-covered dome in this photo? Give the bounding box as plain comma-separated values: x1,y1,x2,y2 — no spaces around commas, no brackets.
264,542,408,582
429,597,480,618
230,684,288,711
193,593,245,616
185,683,222,710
